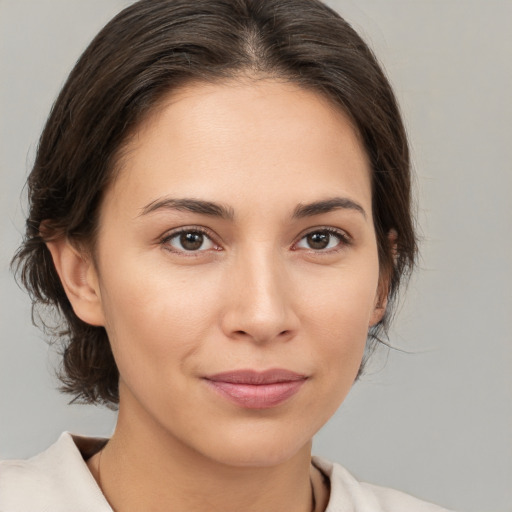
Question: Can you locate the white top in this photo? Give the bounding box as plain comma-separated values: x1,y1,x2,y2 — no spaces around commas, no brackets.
0,432,453,512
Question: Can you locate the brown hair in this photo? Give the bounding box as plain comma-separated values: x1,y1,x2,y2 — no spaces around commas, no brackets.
13,0,416,408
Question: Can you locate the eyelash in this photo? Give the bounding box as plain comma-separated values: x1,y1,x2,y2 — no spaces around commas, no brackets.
159,226,351,255
293,227,352,254
160,226,220,256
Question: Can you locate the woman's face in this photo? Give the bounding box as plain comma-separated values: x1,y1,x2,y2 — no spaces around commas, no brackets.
88,79,383,466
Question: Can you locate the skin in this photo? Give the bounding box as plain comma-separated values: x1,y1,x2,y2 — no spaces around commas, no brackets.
48,78,386,512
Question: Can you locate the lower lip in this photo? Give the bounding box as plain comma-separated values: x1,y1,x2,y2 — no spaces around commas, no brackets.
205,379,306,409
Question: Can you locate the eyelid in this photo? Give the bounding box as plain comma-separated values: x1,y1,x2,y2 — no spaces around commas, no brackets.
292,226,352,252
159,225,222,254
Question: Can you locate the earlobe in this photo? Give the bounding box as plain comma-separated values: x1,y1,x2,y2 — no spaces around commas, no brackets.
369,290,387,327
46,238,105,327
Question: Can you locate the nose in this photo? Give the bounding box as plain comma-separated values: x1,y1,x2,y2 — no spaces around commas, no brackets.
219,248,299,345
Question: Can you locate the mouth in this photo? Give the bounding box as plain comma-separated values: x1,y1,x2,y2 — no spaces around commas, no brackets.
203,369,308,409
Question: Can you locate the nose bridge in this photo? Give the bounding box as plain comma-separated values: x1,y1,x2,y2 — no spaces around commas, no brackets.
222,243,296,343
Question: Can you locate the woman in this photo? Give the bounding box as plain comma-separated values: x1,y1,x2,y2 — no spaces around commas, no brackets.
1,0,453,510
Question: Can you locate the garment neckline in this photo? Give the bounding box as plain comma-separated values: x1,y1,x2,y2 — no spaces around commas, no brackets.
70,433,109,462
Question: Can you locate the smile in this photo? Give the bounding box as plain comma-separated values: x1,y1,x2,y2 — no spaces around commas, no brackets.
204,369,308,409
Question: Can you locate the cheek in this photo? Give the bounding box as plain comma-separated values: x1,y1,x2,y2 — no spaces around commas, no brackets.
311,293,370,381
96,253,224,381
297,257,380,387
300,255,380,339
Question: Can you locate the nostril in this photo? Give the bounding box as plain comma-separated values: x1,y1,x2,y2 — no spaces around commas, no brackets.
230,329,294,343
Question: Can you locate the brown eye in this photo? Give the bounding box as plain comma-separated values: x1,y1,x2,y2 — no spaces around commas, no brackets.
306,232,330,250
295,229,348,251
164,230,216,252
180,232,204,250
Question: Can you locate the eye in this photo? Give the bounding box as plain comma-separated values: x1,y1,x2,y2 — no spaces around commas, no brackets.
162,229,218,253
295,228,349,251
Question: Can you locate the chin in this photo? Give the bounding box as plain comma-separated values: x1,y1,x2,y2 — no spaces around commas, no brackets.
212,445,305,468
196,424,314,468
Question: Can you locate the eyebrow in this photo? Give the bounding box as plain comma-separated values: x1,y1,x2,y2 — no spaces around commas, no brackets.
139,196,366,221
293,197,367,220
139,197,235,220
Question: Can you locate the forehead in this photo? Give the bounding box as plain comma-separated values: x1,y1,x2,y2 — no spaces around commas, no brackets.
106,78,372,217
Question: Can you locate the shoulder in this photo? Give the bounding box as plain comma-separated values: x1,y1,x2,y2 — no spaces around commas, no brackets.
0,432,111,512
312,456,455,512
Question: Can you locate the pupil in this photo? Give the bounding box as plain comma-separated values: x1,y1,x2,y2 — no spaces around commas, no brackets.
180,232,203,250
307,232,329,249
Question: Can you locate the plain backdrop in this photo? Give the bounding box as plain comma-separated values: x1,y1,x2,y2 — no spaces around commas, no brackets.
1,1,511,511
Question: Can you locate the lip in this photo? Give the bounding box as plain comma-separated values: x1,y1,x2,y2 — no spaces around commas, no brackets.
204,369,307,409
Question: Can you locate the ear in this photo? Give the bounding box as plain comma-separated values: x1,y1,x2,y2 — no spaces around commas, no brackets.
369,285,388,327
46,238,105,327
369,229,398,327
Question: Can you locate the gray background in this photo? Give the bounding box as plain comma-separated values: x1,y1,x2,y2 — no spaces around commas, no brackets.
1,1,510,511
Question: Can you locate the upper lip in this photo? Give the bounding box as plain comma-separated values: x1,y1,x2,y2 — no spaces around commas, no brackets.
205,369,307,385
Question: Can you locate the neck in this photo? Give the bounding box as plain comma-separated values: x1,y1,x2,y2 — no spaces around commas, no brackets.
88,391,325,512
